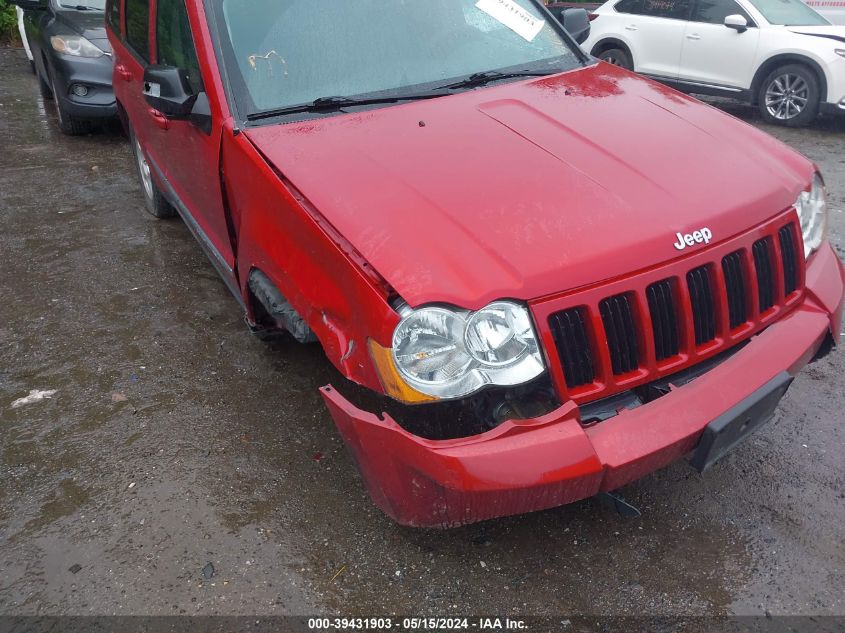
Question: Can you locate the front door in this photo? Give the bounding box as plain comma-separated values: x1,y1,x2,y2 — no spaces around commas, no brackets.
679,0,760,89
114,0,159,168
143,0,235,279
614,0,691,79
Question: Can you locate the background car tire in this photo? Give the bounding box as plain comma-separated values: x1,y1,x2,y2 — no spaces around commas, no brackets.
758,64,820,128
129,127,177,219
597,48,633,71
50,74,91,136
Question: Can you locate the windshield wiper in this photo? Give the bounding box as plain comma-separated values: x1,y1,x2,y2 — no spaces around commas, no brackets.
246,70,559,121
247,92,447,122
435,69,558,91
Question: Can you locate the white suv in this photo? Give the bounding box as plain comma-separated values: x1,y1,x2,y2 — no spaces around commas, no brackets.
583,0,845,126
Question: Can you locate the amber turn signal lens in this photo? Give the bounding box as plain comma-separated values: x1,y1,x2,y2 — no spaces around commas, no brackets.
367,339,438,404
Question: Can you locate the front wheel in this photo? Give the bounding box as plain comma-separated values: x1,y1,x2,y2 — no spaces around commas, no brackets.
597,48,633,71
758,64,820,128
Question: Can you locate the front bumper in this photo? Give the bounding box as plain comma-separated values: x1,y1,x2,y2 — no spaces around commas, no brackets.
49,51,116,120
321,244,845,528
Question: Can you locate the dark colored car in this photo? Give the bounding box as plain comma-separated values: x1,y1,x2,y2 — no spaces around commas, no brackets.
11,0,115,135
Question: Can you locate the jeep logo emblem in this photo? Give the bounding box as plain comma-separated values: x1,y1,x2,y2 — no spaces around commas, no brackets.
673,228,713,251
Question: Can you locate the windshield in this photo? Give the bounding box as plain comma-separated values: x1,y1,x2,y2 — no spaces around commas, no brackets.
213,0,581,118
58,0,106,9
749,0,830,25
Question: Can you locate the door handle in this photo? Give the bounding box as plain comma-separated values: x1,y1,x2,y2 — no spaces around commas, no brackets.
686,33,702,40
625,24,638,30
148,108,170,130
115,63,132,82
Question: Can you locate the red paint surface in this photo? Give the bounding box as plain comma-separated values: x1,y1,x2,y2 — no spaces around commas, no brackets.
107,2,845,526
323,244,843,527
245,64,812,311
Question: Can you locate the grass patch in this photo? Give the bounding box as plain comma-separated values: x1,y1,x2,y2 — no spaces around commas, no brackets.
0,0,22,47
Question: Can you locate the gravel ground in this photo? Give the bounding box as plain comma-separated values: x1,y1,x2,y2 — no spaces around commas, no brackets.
1,46,844,619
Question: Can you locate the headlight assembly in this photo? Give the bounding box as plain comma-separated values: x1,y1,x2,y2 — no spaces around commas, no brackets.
50,34,104,58
794,173,827,258
388,301,546,400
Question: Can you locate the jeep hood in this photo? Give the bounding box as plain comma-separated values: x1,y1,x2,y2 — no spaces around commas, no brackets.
245,64,813,310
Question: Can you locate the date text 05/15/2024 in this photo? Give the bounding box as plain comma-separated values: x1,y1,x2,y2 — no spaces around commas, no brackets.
307,617,528,630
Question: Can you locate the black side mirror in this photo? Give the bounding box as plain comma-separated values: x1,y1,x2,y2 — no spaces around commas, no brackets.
560,8,591,45
143,65,196,118
143,65,211,133
7,0,48,10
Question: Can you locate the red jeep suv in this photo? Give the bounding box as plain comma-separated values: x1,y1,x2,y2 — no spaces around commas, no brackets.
107,0,844,527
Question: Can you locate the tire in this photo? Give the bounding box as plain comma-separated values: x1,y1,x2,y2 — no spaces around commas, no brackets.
129,127,177,219
597,47,633,71
29,60,36,75
50,74,92,136
757,64,820,128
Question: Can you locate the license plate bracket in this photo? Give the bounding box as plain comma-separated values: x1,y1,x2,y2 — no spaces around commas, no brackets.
690,372,794,473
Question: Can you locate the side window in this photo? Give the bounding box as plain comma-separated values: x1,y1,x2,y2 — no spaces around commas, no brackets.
156,0,203,93
106,0,120,34
642,0,691,19
615,0,645,14
692,0,755,24
125,0,150,61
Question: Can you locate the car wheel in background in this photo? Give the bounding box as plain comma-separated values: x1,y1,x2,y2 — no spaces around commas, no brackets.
598,48,633,71
758,64,820,128
50,74,91,136
130,128,177,219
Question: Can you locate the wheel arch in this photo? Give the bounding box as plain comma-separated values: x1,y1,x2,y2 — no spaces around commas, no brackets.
224,129,398,393
245,267,318,344
39,48,52,81
589,38,634,67
750,54,828,105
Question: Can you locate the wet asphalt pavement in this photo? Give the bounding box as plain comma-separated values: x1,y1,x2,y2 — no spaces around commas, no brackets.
1,46,845,619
